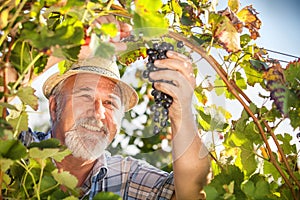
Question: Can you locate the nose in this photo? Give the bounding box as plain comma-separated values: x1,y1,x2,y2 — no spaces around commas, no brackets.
94,99,106,119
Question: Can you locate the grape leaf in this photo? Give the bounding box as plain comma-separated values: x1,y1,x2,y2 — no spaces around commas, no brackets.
118,47,147,66
17,86,39,111
276,133,296,154
51,169,78,189
241,61,264,86
284,59,300,90
133,0,168,37
249,59,269,72
228,0,240,13
267,81,298,115
7,110,28,134
29,148,60,160
237,5,262,39
263,160,281,181
0,140,27,160
214,16,241,53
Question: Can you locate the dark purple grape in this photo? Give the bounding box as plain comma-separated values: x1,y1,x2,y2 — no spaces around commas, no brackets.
145,41,180,134
153,125,160,135
142,70,150,78
177,41,184,48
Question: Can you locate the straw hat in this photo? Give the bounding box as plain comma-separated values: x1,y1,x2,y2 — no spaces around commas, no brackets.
43,57,138,111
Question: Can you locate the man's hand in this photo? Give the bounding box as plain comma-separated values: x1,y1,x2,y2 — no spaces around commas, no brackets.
79,15,131,59
149,51,210,199
149,51,196,124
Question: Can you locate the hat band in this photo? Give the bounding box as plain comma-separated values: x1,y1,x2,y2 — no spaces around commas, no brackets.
72,66,119,79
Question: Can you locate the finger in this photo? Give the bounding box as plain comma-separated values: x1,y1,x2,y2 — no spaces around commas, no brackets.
154,59,195,87
166,51,192,64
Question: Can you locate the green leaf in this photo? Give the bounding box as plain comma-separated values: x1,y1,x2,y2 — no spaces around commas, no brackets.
242,61,264,86
234,72,247,90
263,160,281,181
52,149,72,162
51,169,78,189
7,110,28,134
284,60,300,90
40,175,58,195
204,185,220,200
241,180,255,197
29,148,60,160
204,165,246,199
93,192,122,200
289,108,300,129
0,140,27,160
276,133,296,154
29,138,61,149
17,86,39,111
0,158,14,172
235,143,257,175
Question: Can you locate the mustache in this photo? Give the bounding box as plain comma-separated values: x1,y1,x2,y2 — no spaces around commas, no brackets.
71,117,108,135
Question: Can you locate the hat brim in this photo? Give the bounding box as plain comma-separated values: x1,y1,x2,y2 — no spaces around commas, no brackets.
43,70,138,111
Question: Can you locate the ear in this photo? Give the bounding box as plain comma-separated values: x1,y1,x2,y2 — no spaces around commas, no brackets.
49,96,57,122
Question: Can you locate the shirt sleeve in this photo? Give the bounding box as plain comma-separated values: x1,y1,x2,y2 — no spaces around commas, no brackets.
19,128,51,147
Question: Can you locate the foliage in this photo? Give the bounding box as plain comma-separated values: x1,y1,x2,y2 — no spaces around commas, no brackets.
0,0,299,199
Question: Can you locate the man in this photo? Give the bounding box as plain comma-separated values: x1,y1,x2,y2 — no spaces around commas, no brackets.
20,16,210,199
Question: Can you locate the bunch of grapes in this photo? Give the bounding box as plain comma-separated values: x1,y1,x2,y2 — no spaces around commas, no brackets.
143,41,184,134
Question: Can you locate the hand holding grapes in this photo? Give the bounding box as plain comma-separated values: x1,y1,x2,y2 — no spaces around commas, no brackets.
149,51,196,127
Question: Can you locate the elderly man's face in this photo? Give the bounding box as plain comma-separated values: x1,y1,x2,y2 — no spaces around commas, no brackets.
50,73,124,160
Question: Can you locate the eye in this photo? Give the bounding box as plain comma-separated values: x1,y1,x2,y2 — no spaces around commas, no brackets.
103,100,118,109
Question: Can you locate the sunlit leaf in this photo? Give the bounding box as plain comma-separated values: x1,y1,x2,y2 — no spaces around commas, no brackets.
7,110,28,134
118,46,147,66
237,5,261,39
29,148,60,160
100,23,118,38
0,158,14,172
52,169,78,189
242,61,264,86
214,16,241,52
228,0,240,13
17,86,39,111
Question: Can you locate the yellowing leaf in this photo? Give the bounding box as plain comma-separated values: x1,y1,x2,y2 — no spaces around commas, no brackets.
214,17,241,52
228,0,240,13
237,5,261,39
17,86,38,111
52,169,78,189
135,0,163,13
100,23,118,38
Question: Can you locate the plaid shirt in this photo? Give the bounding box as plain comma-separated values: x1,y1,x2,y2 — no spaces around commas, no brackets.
19,129,175,199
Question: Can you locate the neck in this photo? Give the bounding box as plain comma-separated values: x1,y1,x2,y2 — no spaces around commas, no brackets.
56,154,96,187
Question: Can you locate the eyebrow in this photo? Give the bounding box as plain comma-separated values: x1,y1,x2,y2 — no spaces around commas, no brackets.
72,87,93,94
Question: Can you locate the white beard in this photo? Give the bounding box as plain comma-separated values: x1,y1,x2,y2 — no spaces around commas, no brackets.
65,124,109,160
